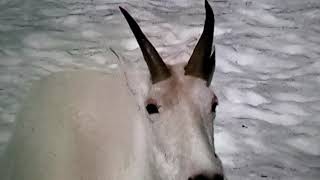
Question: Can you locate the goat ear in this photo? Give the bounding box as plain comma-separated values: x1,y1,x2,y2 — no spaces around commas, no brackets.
184,0,215,86
119,7,171,84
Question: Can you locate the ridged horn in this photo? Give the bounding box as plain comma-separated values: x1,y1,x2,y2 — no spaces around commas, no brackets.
119,7,171,84
184,0,215,86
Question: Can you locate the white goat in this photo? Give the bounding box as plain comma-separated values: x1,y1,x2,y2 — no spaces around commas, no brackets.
1,0,225,180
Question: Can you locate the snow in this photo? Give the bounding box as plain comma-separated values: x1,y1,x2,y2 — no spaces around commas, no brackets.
224,88,269,106
1,0,320,179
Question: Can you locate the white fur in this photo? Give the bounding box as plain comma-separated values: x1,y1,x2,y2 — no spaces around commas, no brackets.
1,71,150,180
1,65,225,180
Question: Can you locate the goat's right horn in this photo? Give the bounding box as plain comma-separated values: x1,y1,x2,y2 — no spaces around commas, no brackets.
119,7,171,84
184,0,215,86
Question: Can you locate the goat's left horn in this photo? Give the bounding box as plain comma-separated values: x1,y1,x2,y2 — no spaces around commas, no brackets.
184,0,215,86
119,7,171,84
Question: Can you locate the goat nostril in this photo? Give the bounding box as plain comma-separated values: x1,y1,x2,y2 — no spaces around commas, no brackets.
213,174,224,180
193,174,209,180
191,174,224,180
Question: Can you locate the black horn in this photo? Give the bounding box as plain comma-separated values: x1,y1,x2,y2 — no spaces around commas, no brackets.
184,0,215,86
119,7,171,84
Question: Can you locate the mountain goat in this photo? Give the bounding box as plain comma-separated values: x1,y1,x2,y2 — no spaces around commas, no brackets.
0,1,225,180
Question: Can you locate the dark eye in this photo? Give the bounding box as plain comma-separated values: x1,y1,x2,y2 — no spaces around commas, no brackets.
211,96,218,113
211,102,218,112
146,103,159,114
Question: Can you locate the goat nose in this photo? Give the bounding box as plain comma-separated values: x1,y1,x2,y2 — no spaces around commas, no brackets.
188,174,224,180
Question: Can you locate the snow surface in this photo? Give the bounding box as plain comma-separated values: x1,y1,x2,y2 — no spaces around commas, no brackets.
0,0,320,179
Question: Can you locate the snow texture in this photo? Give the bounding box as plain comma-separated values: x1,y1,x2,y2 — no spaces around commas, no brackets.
0,0,320,179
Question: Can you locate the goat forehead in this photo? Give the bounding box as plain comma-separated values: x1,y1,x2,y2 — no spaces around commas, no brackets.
149,64,214,105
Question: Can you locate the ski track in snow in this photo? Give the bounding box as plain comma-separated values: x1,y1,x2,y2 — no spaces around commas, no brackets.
0,0,320,179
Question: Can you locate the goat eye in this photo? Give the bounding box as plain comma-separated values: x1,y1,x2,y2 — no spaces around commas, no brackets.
211,102,218,112
211,96,219,113
146,103,159,114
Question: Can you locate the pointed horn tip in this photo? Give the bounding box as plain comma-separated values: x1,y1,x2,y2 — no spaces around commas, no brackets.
119,6,132,19
205,0,209,6
205,0,211,8
204,0,214,16
119,6,128,16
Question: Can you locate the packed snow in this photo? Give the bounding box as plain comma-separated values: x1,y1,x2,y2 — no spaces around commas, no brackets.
0,0,320,179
